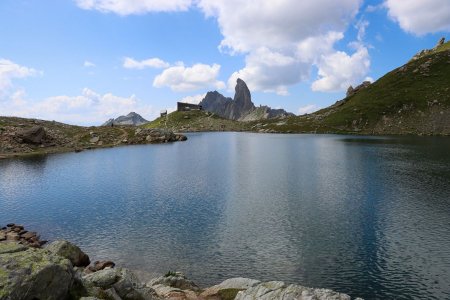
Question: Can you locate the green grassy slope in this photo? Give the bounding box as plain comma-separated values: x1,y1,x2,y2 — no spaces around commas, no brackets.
264,44,450,135
144,110,250,132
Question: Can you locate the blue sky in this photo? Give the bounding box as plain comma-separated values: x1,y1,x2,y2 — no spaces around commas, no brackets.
1,0,449,125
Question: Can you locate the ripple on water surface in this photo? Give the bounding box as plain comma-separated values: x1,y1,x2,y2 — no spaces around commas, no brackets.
1,133,450,300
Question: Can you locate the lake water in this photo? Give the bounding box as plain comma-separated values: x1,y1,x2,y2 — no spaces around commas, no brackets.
1,133,450,299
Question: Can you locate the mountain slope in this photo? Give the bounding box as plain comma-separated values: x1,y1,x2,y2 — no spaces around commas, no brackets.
144,110,250,132
261,40,450,135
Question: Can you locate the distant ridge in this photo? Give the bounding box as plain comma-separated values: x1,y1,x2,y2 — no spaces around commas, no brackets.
102,112,148,126
199,78,293,121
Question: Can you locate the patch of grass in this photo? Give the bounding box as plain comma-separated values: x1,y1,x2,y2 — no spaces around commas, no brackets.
164,271,177,277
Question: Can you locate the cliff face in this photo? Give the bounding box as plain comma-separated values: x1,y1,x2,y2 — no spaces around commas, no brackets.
200,79,292,121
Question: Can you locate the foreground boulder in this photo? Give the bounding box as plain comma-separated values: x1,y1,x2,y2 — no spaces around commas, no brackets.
46,240,90,267
235,281,363,300
0,242,73,300
82,267,156,300
200,277,260,299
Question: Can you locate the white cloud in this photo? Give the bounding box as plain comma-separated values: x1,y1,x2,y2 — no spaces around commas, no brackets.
123,57,170,69
83,61,96,68
197,0,369,94
312,46,370,92
0,59,39,90
178,93,206,104
153,63,225,92
385,0,450,35
0,88,155,125
227,47,309,95
75,0,193,15
298,104,320,115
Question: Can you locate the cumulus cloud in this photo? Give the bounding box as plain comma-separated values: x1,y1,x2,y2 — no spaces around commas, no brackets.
83,61,96,68
153,63,225,92
123,57,170,69
75,0,193,15
385,0,450,35
0,88,155,125
178,93,206,104
312,46,370,92
0,59,39,90
197,0,369,94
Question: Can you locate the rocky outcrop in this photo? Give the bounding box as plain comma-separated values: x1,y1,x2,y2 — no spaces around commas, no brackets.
200,79,293,121
411,37,447,61
46,240,90,267
0,224,363,300
0,242,73,300
17,126,46,144
235,281,363,300
0,116,187,158
346,81,371,98
434,37,445,50
102,112,149,126
0,224,47,248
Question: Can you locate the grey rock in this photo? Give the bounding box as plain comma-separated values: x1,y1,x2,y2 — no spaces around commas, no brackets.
200,78,293,121
18,126,46,144
148,272,199,291
46,240,90,267
346,81,371,97
0,242,73,300
200,277,260,298
434,37,445,49
83,268,120,288
235,281,361,300
89,136,100,143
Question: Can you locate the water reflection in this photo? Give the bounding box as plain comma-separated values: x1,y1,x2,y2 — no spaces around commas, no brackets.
1,133,449,300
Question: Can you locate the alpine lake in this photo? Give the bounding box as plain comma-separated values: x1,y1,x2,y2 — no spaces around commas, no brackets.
1,132,449,300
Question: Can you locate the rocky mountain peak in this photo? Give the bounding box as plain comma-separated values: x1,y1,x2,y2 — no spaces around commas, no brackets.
234,78,255,112
199,78,292,121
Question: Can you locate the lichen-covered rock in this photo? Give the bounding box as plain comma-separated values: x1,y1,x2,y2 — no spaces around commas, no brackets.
83,268,120,289
148,272,199,291
200,277,260,298
235,281,362,300
82,267,156,300
46,240,90,267
0,242,73,300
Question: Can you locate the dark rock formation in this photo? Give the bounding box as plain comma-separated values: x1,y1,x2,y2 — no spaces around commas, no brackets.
346,81,371,97
200,78,293,121
102,112,148,126
18,126,46,144
434,37,445,49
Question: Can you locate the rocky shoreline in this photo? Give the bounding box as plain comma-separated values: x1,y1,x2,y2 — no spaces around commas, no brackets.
0,116,187,160
0,224,363,300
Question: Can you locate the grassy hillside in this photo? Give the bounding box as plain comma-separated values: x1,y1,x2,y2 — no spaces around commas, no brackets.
145,110,250,132
259,43,450,135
